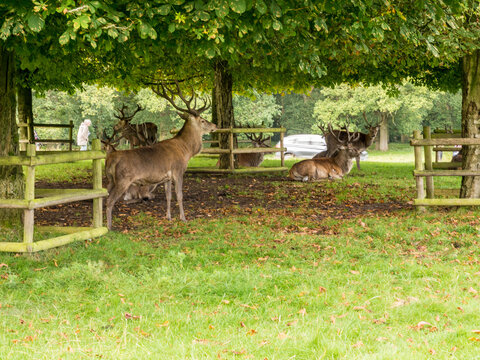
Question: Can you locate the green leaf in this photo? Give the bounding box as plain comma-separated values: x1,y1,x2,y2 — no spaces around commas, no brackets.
272,20,281,31
230,0,246,14
205,47,216,58
198,11,210,21
270,1,282,18
158,5,171,15
255,0,267,14
73,15,91,30
107,28,119,38
59,30,71,45
138,22,157,39
27,13,45,32
168,23,176,33
215,1,229,18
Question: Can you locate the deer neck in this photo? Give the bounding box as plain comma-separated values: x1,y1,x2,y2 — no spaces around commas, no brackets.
176,120,203,156
333,150,353,174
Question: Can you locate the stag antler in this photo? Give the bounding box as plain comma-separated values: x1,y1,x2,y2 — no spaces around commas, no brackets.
114,104,144,122
101,127,122,152
362,112,380,129
152,80,210,116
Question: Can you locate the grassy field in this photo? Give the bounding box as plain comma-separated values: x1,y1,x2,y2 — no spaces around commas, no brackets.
1,144,479,359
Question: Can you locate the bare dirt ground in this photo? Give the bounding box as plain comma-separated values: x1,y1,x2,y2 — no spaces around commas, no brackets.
34,173,412,231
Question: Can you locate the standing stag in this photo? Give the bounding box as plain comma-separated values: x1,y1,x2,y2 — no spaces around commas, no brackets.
105,81,216,229
113,104,158,148
289,124,360,181
315,115,379,170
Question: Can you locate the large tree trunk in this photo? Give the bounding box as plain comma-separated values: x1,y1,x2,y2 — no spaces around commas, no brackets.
0,46,23,226
460,51,480,198
214,60,237,169
377,113,389,151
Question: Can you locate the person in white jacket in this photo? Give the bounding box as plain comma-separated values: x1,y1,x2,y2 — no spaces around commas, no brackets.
77,119,92,151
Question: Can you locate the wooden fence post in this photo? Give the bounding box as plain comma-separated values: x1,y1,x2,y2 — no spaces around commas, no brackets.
24,144,36,251
413,130,426,212
69,120,74,151
423,126,434,198
92,139,103,228
280,130,285,168
229,127,234,170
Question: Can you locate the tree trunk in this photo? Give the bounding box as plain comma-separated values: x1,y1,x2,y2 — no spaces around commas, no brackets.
0,46,23,226
377,113,389,151
460,51,480,198
214,60,237,169
17,83,33,151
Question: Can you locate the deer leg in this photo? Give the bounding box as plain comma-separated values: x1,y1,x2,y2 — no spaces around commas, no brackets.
174,177,186,222
165,180,172,220
356,155,361,170
106,181,130,230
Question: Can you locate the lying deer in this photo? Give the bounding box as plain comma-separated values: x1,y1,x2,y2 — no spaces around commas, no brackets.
101,128,157,203
315,115,379,170
105,81,216,229
113,104,158,148
289,126,360,181
237,132,270,167
216,131,269,167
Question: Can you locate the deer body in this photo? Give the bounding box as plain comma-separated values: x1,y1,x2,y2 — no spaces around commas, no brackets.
106,113,216,229
289,146,357,181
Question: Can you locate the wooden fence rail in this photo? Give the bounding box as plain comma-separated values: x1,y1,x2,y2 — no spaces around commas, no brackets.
0,139,107,253
411,126,480,209
18,121,74,151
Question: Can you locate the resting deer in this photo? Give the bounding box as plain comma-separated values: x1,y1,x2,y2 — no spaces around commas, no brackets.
105,81,216,229
216,131,269,168
315,114,379,170
101,128,157,203
237,132,270,167
289,124,360,181
113,104,158,148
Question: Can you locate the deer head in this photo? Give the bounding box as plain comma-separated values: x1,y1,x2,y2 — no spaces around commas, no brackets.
153,80,215,134
244,129,270,148
362,112,380,142
113,104,144,132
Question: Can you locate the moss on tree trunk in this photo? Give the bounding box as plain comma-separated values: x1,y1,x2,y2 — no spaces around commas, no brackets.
460,51,480,198
0,46,23,226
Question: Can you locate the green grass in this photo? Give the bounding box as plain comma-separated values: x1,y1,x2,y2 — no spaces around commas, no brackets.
2,144,478,359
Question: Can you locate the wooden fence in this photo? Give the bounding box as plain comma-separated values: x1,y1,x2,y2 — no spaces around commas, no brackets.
0,139,107,253
411,126,480,209
18,120,74,151
182,127,287,174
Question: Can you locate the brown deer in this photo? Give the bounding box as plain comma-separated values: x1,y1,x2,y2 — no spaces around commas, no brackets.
315,114,379,170
101,128,157,203
289,125,360,181
113,104,158,148
216,131,269,168
105,81,216,229
237,132,270,167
